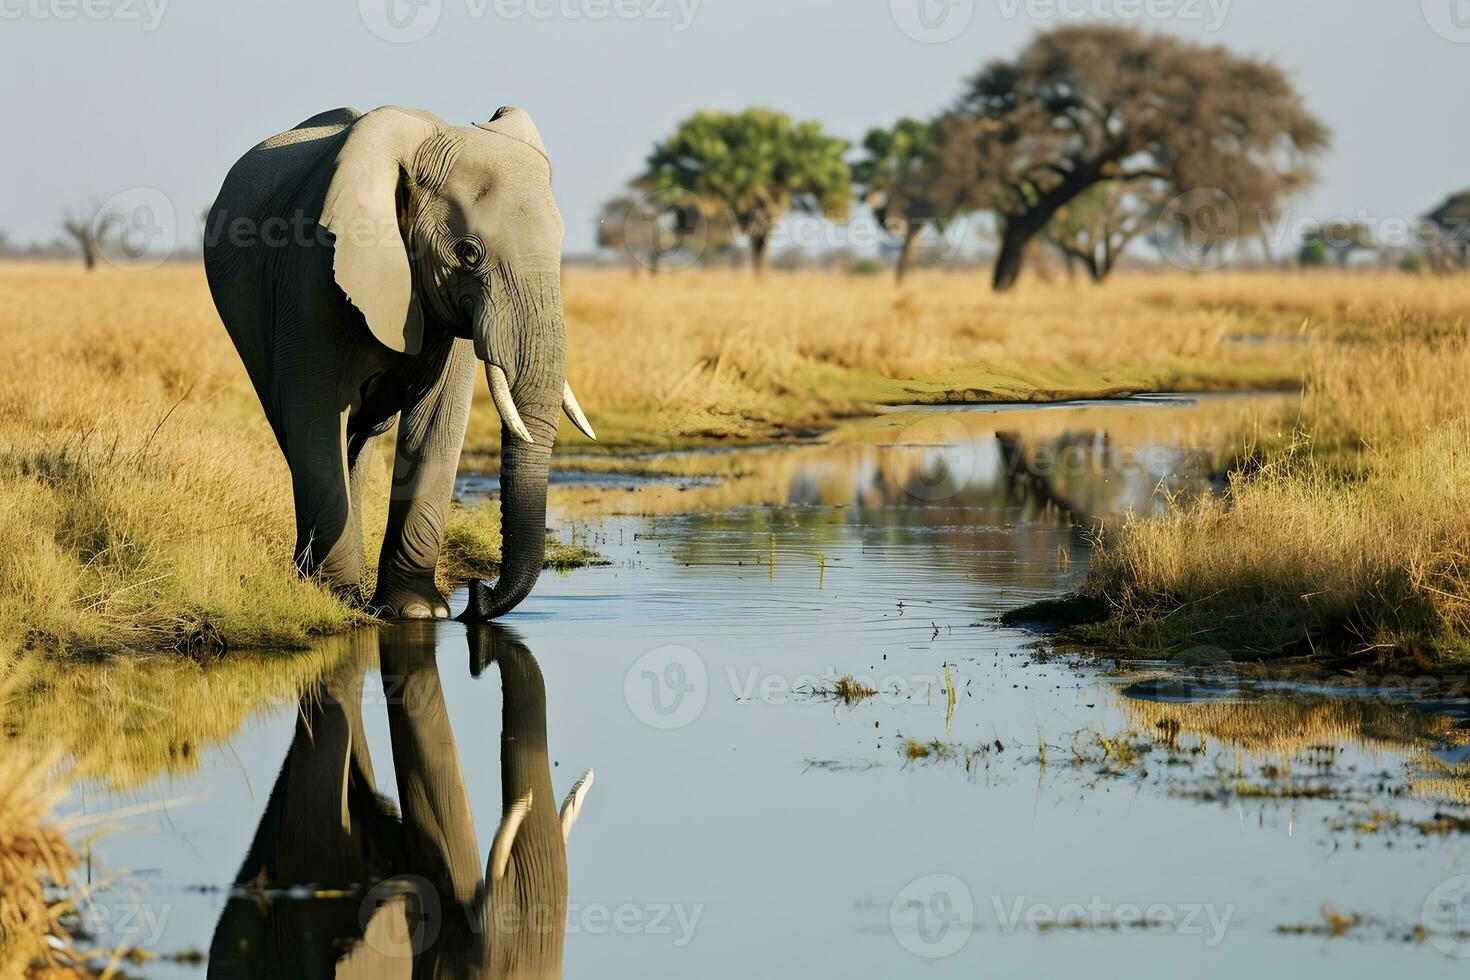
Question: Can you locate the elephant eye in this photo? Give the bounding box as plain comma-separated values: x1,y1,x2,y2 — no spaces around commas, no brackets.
453,237,485,270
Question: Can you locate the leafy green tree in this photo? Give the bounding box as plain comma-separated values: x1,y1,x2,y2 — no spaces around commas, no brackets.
642,108,851,275
854,117,980,285
1300,221,1373,267
1297,236,1328,267
947,24,1329,291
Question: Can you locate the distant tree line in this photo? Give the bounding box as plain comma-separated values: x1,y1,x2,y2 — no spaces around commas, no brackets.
602,24,1340,289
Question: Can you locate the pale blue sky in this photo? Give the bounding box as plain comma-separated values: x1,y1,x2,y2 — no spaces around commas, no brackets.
2,0,1467,253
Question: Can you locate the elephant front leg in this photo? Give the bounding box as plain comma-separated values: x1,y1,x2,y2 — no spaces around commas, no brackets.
371,338,476,619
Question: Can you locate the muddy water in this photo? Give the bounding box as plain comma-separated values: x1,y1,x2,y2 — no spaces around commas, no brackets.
51,399,1470,975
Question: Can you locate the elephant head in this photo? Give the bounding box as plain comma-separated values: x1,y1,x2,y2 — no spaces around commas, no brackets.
207,623,592,978
320,106,596,621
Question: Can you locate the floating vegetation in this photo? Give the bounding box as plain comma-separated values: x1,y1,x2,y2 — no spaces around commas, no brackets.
943,662,957,734
1275,908,1364,939
833,676,879,705
1409,754,1470,806
901,738,991,775
1329,806,1470,837
1177,779,1342,802
796,676,880,706
802,758,880,773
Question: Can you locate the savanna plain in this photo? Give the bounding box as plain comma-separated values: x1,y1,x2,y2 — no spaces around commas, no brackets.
2,263,1468,664
6,261,1470,974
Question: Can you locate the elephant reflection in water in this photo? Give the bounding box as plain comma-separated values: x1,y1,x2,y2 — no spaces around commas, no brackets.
208,623,592,978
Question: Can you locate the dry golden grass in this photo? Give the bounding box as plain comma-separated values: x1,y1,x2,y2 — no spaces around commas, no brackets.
1082,281,1470,664
0,753,92,979
2,260,1461,659
541,267,1321,449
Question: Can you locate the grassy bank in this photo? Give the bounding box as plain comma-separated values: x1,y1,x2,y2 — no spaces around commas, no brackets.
0,265,589,660
529,266,1310,451
1049,277,1470,669
0,261,1429,659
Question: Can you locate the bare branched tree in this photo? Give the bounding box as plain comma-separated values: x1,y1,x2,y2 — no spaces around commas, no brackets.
1043,181,1166,282
61,203,116,271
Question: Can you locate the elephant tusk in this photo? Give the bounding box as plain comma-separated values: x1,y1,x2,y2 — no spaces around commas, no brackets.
489,789,533,882
487,364,534,444
559,768,594,840
562,381,596,441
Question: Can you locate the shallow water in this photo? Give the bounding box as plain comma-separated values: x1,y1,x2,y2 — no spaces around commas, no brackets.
50,400,1470,975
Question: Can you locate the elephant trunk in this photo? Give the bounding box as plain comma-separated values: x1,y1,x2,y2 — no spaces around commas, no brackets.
460,270,566,623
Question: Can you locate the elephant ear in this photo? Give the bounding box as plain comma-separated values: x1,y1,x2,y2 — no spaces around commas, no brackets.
320,106,433,355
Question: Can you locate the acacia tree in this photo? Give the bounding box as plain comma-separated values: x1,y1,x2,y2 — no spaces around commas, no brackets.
1423,191,1470,270
61,203,116,271
1043,181,1165,282
853,117,982,285
642,108,851,275
948,24,1329,291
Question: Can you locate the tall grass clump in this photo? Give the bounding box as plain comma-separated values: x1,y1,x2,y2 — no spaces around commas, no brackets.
1084,291,1470,666
0,753,93,978
0,266,360,659
0,266,515,660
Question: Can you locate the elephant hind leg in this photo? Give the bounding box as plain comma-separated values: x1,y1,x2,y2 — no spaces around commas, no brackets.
287,407,364,600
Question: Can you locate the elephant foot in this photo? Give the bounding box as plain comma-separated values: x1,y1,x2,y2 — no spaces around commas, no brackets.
371,578,451,620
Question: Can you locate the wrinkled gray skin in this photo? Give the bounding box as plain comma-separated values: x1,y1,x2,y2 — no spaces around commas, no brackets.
207,623,588,978
205,105,585,620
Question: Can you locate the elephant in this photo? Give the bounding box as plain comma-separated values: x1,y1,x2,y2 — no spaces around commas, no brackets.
207,622,592,978
203,105,595,620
